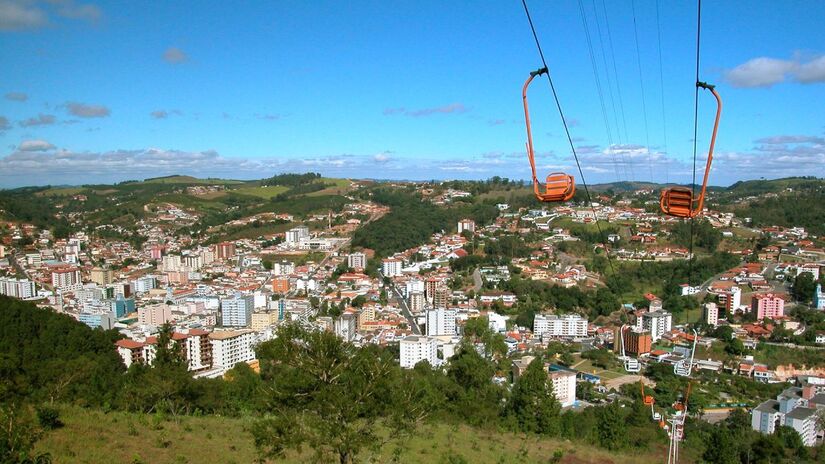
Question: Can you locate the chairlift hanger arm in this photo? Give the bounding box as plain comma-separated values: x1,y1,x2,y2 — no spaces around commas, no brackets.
521,70,576,203
659,82,722,218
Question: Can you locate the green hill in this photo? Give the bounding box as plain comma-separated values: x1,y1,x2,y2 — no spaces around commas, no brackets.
725,176,825,196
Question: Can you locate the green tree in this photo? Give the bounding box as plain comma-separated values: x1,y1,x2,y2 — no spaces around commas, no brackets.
120,324,197,418
462,316,507,359
793,272,816,304
252,324,431,464
595,402,627,450
702,427,739,464
506,358,561,435
445,342,503,426
0,404,52,464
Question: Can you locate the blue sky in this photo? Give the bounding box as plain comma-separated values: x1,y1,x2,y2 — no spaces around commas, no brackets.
1,0,824,187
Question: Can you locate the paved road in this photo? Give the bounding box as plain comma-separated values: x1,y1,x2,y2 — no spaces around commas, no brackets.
7,250,27,277
763,341,825,351
390,283,421,335
472,268,482,292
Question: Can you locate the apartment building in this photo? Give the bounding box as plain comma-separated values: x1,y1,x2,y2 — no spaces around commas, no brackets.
381,258,403,277
533,314,588,338
209,330,256,369
636,310,672,342
457,219,476,234
214,241,236,260
89,267,113,286
221,293,254,327
752,293,785,320
138,303,173,325
752,384,825,446
549,369,577,407
704,302,719,327
426,308,457,336
0,277,35,299
347,252,367,270
400,335,438,369
409,291,425,314
51,267,81,291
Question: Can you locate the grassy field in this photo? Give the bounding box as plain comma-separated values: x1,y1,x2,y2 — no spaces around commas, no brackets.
36,406,674,463
572,359,625,381
307,178,352,197
231,185,290,199
37,187,86,197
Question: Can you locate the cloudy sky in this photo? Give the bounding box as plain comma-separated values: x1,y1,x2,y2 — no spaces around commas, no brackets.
1,0,824,187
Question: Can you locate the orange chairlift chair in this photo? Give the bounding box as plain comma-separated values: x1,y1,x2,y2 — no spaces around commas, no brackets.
673,382,692,412
640,378,654,407
660,81,723,218
522,67,576,203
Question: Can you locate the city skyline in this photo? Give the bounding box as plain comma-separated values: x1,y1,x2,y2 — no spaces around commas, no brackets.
2,0,825,187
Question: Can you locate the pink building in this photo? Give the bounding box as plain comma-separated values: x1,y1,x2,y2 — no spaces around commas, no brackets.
149,244,164,260
752,293,785,320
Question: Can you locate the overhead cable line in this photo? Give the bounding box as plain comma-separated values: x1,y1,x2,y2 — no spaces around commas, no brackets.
688,0,703,288
599,0,634,181
520,0,615,275
577,0,621,182
630,0,654,183
655,0,670,184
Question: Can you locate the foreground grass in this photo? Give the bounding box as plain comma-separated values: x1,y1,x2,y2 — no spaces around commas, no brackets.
37,406,676,463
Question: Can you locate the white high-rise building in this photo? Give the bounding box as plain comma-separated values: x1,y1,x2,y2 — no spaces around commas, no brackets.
400,335,438,368
457,219,476,234
549,370,577,407
335,313,358,342
381,258,403,277
221,293,255,327
347,252,367,270
426,308,456,336
162,255,183,272
209,330,256,369
0,277,35,299
51,267,81,291
704,302,719,327
533,314,588,338
405,279,425,297
285,226,310,245
132,276,157,293
636,310,673,342
272,261,295,276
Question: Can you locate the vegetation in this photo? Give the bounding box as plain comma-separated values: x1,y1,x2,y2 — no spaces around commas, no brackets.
734,189,825,235
352,188,500,258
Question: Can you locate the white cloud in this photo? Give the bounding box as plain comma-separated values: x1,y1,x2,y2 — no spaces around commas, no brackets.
65,101,109,118
4,92,28,102
0,0,47,30
383,103,468,117
163,47,187,64
796,55,825,83
0,116,10,132
0,0,99,31
725,57,796,88
373,151,393,163
150,109,182,119
19,113,56,127
714,134,825,179
18,139,55,151
52,0,101,22
725,54,825,87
